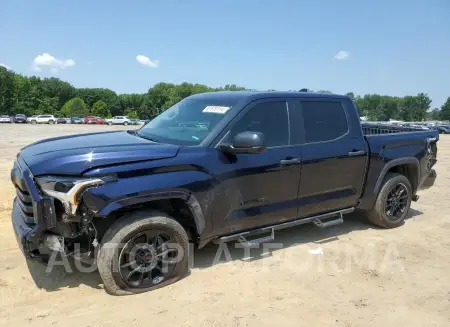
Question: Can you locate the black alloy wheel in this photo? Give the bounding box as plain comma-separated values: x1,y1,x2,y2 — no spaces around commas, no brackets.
366,173,412,228
384,183,408,221
116,230,179,288
97,211,190,296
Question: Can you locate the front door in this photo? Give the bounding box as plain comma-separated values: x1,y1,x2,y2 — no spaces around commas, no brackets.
213,100,302,234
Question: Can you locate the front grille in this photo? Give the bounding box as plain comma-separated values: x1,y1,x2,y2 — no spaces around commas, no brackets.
15,186,35,225
11,161,35,226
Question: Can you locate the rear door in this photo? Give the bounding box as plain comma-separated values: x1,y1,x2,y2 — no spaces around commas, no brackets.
288,98,368,218
213,99,303,233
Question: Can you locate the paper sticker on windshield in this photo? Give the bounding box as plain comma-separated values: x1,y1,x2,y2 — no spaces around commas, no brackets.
202,106,230,114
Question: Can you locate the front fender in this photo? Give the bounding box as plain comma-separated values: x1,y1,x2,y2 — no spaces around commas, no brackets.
81,170,215,235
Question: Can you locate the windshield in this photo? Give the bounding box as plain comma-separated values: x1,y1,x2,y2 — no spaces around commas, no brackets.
137,98,236,145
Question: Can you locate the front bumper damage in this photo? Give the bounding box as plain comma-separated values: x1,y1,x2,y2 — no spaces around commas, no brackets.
10,157,58,262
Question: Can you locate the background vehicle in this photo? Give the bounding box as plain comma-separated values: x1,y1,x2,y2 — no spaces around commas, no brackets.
13,114,27,123
56,118,67,124
26,115,38,123
0,115,13,123
431,125,450,134
10,91,438,296
70,117,84,124
28,115,56,124
95,117,105,125
129,119,140,125
105,116,131,125
84,116,98,124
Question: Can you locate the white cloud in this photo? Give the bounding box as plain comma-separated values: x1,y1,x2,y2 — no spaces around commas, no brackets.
334,50,350,60
0,63,10,69
136,55,160,68
32,53,75,73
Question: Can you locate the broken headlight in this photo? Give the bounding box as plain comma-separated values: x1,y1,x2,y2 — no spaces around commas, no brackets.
35,176,113,215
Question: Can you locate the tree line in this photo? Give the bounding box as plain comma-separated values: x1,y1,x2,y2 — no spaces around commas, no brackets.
1,66,449,121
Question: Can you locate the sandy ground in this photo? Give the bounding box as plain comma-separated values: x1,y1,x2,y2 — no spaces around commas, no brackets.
0,124,449,327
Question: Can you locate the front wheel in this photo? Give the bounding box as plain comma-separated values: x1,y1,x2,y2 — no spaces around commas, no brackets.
366,173,412,228
123,121,129,126
31,120,37,125
48,120,54,125
97,210,189,296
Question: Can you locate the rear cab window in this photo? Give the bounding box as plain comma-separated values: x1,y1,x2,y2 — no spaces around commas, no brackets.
288,99,349,144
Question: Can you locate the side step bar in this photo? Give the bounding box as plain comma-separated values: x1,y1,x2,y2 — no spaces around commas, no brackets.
214,207,354,246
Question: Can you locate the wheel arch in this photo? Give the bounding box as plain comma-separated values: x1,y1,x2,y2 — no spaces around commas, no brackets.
96,191,205,242
374,157,419,195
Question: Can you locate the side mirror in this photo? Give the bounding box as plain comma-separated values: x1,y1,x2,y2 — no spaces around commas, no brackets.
219,131,266,154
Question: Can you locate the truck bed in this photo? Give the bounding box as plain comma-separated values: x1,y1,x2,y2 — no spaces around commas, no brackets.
361,122,431,135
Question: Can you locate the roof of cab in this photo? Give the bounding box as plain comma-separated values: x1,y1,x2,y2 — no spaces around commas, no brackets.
187,90,350,102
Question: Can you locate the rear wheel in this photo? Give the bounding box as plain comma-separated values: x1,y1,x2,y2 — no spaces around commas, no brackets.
124,121,129,126
97,210,189,296
366,173,412,228
31,120,37,124
48,120,54,125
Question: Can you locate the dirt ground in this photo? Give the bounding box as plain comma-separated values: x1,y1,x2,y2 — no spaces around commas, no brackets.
0,124,449,327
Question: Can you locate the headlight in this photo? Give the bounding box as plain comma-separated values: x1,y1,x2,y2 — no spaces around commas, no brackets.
35,176,112,215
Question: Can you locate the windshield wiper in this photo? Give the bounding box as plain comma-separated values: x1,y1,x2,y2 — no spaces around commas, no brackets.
128,130,159,142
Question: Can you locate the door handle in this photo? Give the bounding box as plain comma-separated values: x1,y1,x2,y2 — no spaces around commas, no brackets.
280,158,301,166
348,150,365,156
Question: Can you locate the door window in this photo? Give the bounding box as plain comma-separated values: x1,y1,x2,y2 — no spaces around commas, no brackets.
230,101,289,147
289,101,348,144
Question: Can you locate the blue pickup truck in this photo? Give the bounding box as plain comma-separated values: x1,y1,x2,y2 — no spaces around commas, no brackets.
10,91,438,295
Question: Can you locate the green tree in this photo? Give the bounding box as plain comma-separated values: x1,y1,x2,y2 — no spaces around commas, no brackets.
0,65,448,123
427,108,441,121
91,100,111,118
60,97,89,117
346,92,355,100
441,97,450,121
0,66,14,115
76,88,120,115
125,110,139,119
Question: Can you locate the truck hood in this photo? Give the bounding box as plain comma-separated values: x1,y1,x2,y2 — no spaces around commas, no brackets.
19,130,181,176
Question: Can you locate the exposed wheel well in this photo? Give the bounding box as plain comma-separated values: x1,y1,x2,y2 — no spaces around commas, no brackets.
95,199,198,243
386,164,418,192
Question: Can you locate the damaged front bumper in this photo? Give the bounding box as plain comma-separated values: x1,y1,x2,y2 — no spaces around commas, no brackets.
10,157,58,262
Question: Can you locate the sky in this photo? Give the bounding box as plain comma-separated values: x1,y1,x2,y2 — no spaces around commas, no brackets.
1,0,450,107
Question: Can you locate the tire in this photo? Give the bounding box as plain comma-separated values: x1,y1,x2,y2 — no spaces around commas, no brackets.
124,121,129,126
108,122,113,125
97,210,189,296
31,120,37,125
48,120,54,125
366,173,412,228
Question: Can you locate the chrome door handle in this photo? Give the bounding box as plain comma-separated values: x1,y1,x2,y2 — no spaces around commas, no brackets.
348,150,365,156
280,158,301,166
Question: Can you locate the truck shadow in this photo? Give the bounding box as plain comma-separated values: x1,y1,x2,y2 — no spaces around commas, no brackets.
25,207,423,292
26,258,103,292
192,208,423,269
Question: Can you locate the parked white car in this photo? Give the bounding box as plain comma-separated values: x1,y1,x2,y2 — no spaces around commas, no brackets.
105,116,131,125
0,115,12,123
28,114,56,124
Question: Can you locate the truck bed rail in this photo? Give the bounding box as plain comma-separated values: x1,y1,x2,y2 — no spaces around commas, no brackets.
361,122,427,135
